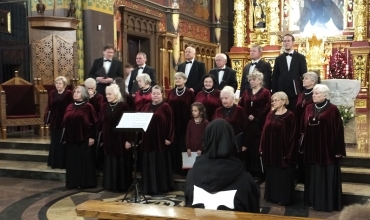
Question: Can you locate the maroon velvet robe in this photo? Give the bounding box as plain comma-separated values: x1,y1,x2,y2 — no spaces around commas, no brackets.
44,89,73,130
99,102,132,156
260,110,295,168
89,92,104,116
302,103,346,165
294,90,313,146
62,102,98,142
141,102,174,152
134,88,152,111
185,119,209,152
195,89,222,121
213,104,247,146
238,88,271,137
167,88,195,137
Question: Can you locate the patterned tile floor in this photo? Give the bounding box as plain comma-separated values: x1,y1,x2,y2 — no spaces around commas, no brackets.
0,177,346,220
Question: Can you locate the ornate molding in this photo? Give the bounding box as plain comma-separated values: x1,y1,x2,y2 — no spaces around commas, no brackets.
27,16,80,30
353,0,367,41
233,0,246,47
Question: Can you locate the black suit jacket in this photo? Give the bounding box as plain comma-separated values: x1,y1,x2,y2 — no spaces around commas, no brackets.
209,67,238,91
178,59,206,93
240,59,272,97
128,65,157,94
272,52,307,97
88,57,123,96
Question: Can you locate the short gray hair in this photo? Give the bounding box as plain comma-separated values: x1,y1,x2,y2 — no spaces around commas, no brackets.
313,84,330,99
248,69,264,82
73,86,90,102
271,91,289,106
136,73,152,85
220,86,234,97
185,46,196,53
106,84,122,102
84,78,97,88
303,72,319,84
55,76,68,86
174,72,187,80
215,53,227,61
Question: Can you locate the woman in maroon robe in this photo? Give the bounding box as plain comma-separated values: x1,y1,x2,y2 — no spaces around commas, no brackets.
260,92,295,205
134,73,152,111
195,74,222,121
301,84,346,211
166,72,195,174
238,70,271,179
294,72,319,183
62,86,98,189
99,84,133,191
85,78,105,169
141,85,174,194
214,86,247,157
45,76,73,169
113,77,135,111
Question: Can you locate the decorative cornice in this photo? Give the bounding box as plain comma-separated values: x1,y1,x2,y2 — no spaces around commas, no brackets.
27,16,80,30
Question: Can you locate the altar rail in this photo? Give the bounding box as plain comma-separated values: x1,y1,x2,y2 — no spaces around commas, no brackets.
76,200,319,220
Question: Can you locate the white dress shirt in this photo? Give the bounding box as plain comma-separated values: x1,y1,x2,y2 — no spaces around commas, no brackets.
125,72,131,94
218,65,226,84
285,50,294,71
103,58,112,74
185,58,194,77
138,64,146,75
249,59,260,74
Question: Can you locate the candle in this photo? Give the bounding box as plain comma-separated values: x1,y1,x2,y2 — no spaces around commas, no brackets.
346,49,349,64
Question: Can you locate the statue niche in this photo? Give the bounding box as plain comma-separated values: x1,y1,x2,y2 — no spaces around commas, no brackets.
252,0,266,28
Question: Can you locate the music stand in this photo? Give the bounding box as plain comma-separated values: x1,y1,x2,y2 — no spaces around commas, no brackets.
115,112,153,204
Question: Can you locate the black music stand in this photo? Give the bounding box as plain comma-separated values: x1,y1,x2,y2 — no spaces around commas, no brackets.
115,112,153,204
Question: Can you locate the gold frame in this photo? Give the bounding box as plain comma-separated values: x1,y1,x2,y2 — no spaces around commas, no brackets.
0,10,11,34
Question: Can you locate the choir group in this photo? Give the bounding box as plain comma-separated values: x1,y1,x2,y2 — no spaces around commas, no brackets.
45,35,346,213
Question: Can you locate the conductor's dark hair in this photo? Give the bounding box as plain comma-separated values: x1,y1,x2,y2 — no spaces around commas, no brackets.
283,34,295,42
124,63,134,69
103,44,115,51
191,102,207,120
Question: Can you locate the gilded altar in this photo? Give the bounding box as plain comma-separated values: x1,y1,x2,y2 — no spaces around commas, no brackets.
229,0,370,110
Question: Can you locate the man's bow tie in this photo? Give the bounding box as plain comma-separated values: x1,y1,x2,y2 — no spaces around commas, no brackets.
285,53,293,57
251,62,257,66
218,68,225,72
138,67,144,69
186,61,192,64
104,59,111,62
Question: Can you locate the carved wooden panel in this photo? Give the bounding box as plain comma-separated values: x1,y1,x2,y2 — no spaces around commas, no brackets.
33,35,54,84
32,34,77,85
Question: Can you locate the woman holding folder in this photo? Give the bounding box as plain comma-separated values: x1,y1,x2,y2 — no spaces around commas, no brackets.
259,92,295,205
45,76,73,169
99,84,133,191
213,86,247,157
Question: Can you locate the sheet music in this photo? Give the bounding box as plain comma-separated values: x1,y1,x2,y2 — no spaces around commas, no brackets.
116,113,153,132
182,152,198,169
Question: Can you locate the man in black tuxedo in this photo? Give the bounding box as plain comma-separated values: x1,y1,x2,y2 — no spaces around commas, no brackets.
208,53,238,91
272,34,307,111
127,52,157,95
177,46,206,93
89,44,123,97
240,44,272,97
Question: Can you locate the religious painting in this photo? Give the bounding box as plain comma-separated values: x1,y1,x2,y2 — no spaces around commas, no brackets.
251,0,266,29
179,0,209,21
286,0,344,36
0,9,11,34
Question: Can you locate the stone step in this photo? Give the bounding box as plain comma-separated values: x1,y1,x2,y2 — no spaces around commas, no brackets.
0,149,48,163
341,166,370,184
0,160,65,181
0,140,49,151
341,156,370,168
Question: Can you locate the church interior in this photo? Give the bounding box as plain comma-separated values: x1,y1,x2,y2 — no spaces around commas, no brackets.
0,0,370,219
